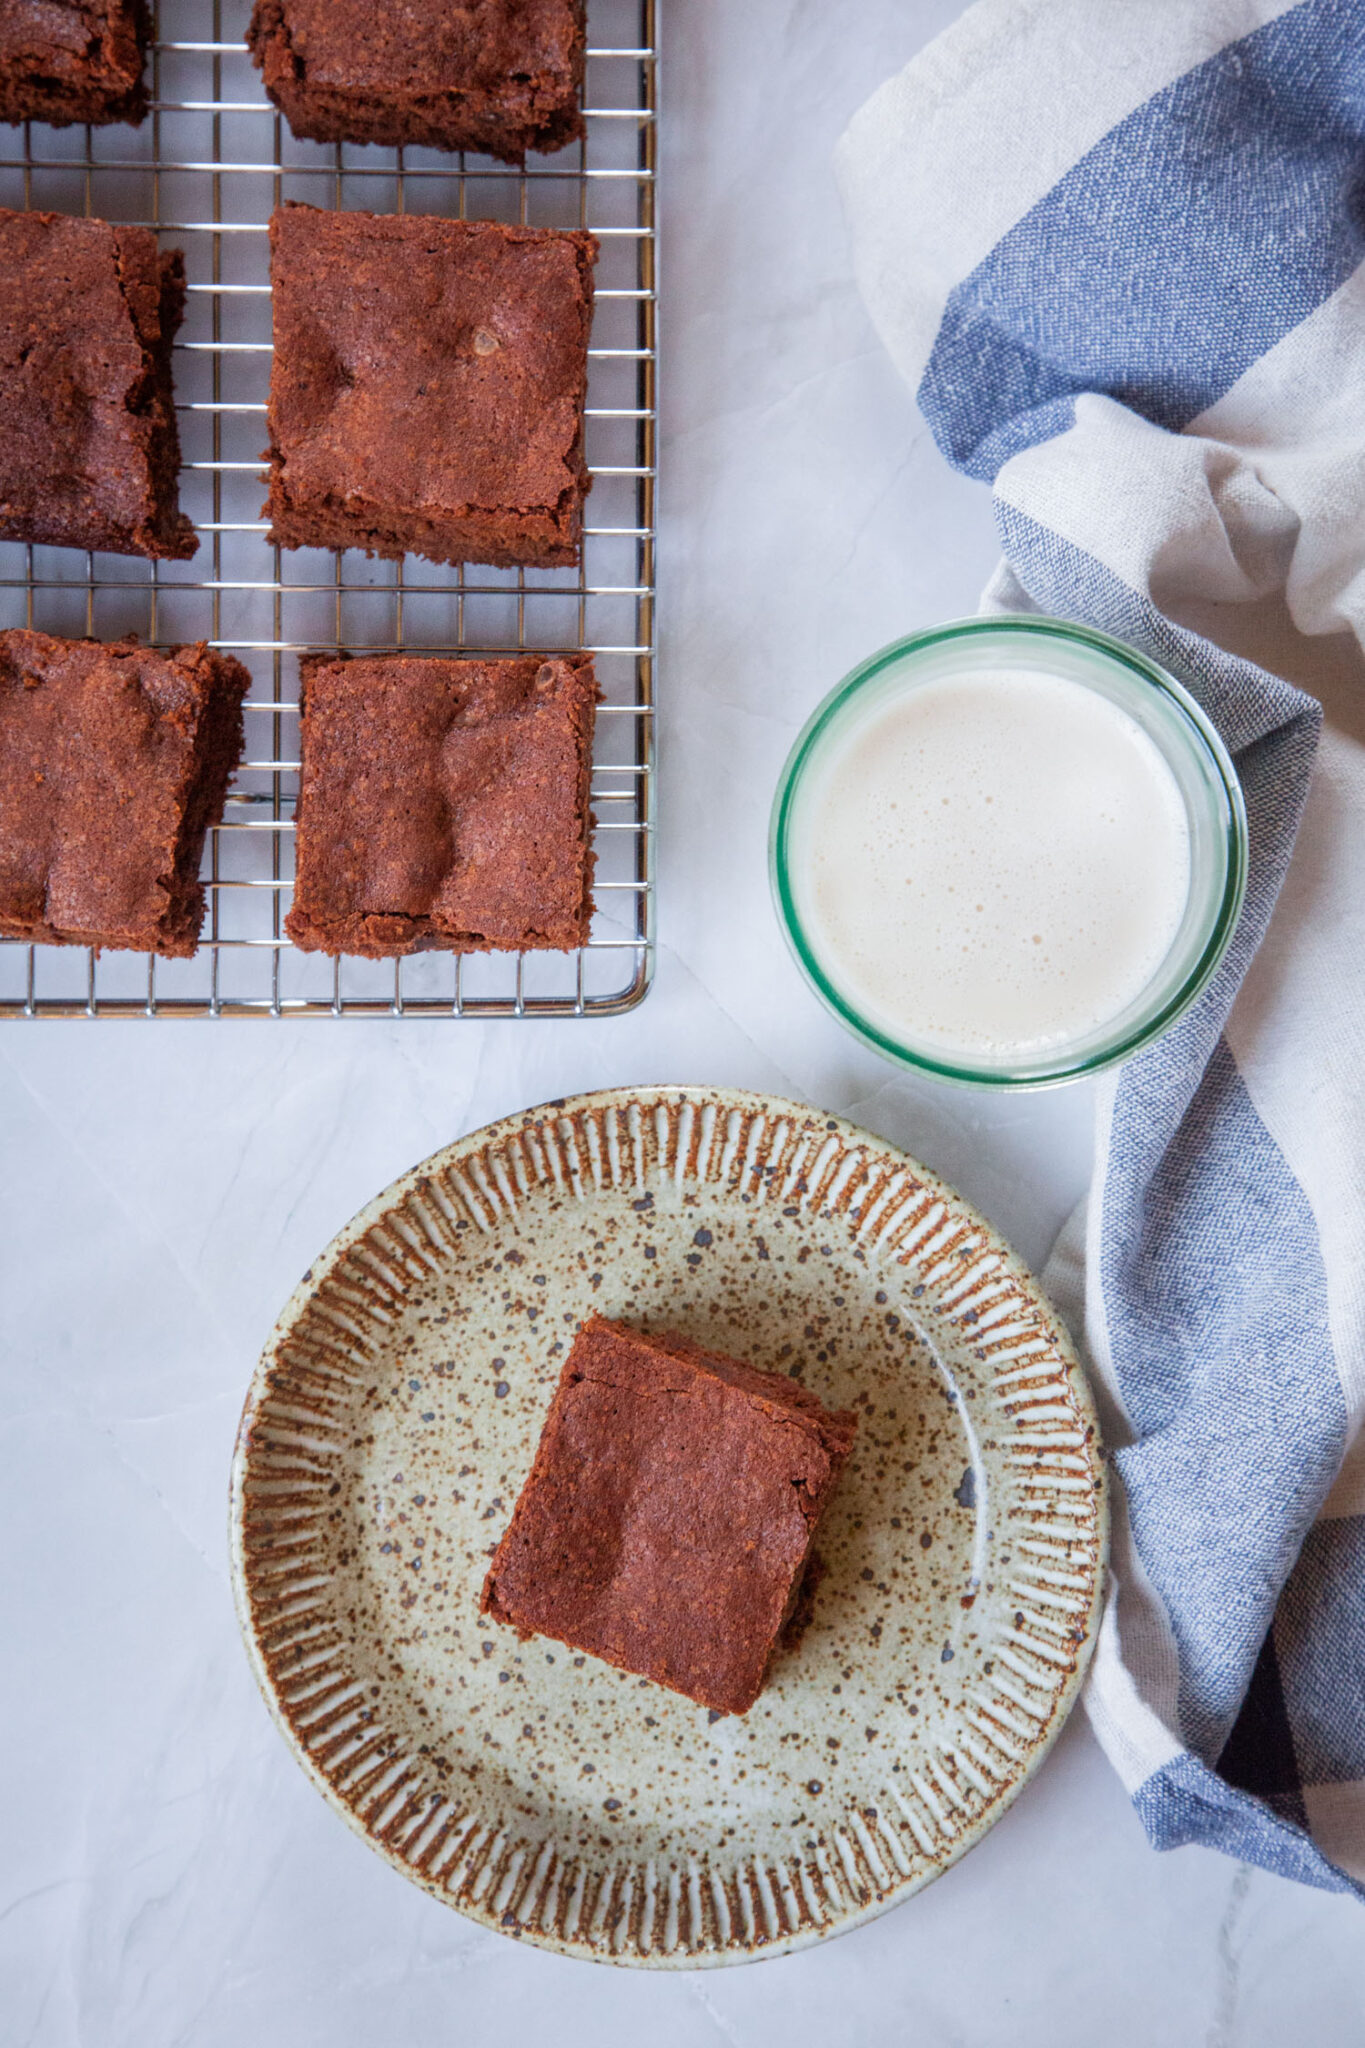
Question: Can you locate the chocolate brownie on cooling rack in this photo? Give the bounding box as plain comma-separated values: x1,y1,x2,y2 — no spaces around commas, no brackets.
0,0,150,128
286,652,597,959
0,631,249,957
0,209,196,560
264,205,596,571
247,0,585,160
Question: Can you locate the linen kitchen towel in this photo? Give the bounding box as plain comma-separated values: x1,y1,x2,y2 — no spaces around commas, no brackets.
838,0,1365,1894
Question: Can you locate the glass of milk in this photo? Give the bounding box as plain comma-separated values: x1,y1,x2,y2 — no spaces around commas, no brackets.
770,617,1247,1086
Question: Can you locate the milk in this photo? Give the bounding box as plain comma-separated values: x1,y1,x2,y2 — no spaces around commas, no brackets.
790,667,1192,1061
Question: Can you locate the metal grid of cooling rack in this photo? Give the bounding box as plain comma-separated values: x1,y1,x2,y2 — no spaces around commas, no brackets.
0,0,656,1019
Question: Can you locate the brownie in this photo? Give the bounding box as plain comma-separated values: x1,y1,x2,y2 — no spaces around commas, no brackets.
264,205,596,570
482,1316,859,1716
247,0,585,161
0,630,250,956
285,652,597,958
0,209,195,560
0,1,149,128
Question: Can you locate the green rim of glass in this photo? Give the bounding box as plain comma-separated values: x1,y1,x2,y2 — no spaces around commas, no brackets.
769,615,1250,1089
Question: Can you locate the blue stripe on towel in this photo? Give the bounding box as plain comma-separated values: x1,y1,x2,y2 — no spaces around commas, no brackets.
1274,1514,1365,1783
919,0,1365,478
993,502,1341,1785
1136,1752,1360,1893
1106,1041,1345,1763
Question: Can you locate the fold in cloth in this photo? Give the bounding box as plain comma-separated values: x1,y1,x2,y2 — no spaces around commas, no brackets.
838,0,1365,1893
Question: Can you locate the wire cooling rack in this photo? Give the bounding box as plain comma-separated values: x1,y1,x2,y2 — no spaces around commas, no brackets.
0,0,656,1019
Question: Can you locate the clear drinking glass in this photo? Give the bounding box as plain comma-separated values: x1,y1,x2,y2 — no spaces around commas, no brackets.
769,616,1248,1087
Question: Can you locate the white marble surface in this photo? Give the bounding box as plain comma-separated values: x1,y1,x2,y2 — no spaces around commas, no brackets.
5,2,1365,2040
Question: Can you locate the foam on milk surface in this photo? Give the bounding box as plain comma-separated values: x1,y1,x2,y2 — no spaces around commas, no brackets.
796,667,1192,1059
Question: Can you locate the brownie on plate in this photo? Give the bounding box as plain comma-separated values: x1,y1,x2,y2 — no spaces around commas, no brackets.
482,1316,859,1716
264,206,596,570
0,631,250,956
0,1,150,128
285,652,597,958
247,0,585,160
0,209,196,560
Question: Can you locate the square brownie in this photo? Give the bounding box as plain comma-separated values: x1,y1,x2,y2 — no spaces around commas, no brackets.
0,209,195,559
247,0,585,161
0,630,250,956
285,652,597,958
0,1,149,128
482,1316,859,1716
264,206,596,570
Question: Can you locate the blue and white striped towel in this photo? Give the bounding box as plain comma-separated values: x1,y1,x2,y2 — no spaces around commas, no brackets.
837,0,1365,1894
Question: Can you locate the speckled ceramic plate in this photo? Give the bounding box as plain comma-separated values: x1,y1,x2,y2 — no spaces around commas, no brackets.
230,1087,1107,1967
